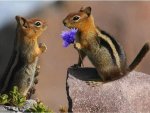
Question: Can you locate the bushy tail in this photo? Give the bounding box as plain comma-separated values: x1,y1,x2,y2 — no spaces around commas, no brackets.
128,42,150,71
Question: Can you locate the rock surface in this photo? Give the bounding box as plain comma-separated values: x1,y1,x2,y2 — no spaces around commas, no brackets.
66,67,150,113
0,99,37,113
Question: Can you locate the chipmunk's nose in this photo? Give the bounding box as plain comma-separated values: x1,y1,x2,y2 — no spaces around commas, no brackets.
63,20,67,26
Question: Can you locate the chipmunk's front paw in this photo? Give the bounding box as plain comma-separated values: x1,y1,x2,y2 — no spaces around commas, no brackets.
39,43,47,53
74,43,82,50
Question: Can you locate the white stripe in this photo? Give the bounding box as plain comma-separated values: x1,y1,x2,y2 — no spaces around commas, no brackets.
96,29,121,68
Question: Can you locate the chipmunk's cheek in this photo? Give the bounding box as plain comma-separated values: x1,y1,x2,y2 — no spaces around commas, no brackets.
68,24,76,29
65,24,71,29
70,26,77,30
68,26,72,29
43,26,47,31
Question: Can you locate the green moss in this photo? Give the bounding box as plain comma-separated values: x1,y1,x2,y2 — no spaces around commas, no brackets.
0,86,53,112
0,94,10,105
0,86,26,107
9,86,26,107
25,101,53,113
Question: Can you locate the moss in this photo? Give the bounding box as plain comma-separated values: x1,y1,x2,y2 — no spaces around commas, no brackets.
25,101,53,113
0,86,53,112
0,94,10,105
0,86,26,107
9,86,26,107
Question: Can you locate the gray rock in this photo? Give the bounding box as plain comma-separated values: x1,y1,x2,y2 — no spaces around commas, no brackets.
20,99,37,112
0,99,37,113
4,106,19,112
66,67,150,113
0,105,17,113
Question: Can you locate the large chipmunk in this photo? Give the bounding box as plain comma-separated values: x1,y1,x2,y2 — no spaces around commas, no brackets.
1,16,47,96
63,6,150,81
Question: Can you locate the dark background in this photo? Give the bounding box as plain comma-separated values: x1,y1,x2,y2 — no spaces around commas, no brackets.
0,1,150,111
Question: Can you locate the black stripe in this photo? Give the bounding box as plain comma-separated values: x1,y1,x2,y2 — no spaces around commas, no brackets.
100,30,122,57
96,36,116,65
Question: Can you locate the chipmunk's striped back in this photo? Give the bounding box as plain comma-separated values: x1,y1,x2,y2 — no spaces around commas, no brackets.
98,30,126,69
85,29,127,81
63,6,150,81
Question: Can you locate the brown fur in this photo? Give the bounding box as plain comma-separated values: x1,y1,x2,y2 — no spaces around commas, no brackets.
63,6,149,82
6,16,47,96
16,16,47,63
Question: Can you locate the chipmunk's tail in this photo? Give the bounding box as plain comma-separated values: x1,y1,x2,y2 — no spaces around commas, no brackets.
128,42,150,72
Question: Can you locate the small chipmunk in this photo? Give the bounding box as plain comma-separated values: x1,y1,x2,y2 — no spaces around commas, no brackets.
2,16,47,96
63,6,150,81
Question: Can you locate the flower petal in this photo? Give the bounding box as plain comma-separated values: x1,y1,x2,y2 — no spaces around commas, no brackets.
61,28,78,47
63,41,69,47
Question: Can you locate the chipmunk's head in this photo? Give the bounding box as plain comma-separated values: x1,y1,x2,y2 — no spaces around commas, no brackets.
16,16,47,38
63,6,94,31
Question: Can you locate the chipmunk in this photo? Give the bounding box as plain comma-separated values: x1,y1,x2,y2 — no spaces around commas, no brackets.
63,6,150,81
1,16,47,96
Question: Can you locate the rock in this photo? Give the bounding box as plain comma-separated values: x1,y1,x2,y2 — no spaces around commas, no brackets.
20,99,37,112
0,105,17,113
0,99,37,113
4,106,19,113
66,67,150,113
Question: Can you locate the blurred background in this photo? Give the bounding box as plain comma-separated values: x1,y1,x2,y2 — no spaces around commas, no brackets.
0,1,150,111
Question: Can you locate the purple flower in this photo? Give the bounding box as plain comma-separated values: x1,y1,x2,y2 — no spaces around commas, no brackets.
61,28,78,47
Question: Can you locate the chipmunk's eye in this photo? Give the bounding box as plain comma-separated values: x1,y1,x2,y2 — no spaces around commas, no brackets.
34,21,42,27
72,15,80,21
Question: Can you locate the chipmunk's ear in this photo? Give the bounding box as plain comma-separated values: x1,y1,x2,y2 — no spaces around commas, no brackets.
80,6,91,16
80,6,84,11
15,16,28,28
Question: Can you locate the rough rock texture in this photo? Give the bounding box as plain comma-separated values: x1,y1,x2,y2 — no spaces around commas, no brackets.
66,67,150,113
0,99,37,113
